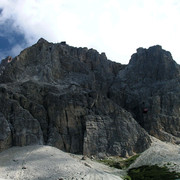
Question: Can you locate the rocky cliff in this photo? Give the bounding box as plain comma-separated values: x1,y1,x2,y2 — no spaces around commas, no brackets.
0,39,179,157
110,45,180,143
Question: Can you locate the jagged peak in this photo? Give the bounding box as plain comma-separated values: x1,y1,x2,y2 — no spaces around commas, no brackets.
60,41,66,45
126,45,180,81
136,45,162,54
148,44,162,50
37,38,49,44
130,45,173,64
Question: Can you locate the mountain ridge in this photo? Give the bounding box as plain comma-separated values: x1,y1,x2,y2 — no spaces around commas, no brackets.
0,39,180,158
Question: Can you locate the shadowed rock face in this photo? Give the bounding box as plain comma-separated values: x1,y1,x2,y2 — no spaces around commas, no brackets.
109,45,180,143
0,39,179,157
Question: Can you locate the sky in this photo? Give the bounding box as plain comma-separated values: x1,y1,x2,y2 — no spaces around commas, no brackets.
0,0,180,64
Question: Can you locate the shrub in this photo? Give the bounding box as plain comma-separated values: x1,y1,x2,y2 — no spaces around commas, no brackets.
98,154,140,169
127,165,180,180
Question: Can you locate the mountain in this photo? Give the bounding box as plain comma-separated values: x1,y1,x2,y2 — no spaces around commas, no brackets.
0,39,180,158
109,45,180,143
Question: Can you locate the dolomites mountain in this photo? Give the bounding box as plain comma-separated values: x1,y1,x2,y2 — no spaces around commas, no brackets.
110,46,180,143
0,38,180,157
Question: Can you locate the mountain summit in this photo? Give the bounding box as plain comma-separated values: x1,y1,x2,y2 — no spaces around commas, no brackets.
0,39,180,157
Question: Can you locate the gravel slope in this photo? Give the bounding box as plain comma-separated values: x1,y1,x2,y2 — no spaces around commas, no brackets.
0,145,123,180
129,137,180,172
1,138,179,179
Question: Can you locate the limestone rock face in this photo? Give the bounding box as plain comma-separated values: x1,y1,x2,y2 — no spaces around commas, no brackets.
0,112,12,151
2,40,179,157
109,45,180,143
0,85,44,150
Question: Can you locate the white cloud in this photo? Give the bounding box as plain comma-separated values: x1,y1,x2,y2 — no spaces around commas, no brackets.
0,0,180,64
10,44,25,56
0,43,25,61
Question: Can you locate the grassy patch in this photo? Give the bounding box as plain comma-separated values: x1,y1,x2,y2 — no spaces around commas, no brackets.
123,155,140,168
97,154,140,169
123,175,132,180
127,165,180,180
97,158,123,169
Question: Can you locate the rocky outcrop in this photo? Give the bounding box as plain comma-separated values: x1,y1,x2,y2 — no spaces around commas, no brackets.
109,45,180,143
0,39,179,157
0,84,43,148
0,112,12,151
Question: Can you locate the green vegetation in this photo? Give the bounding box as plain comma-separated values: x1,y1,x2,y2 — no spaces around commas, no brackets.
98,158,123,169
126,165,180,180
123,155,140,168
123,175,132,180
98,155,180,180
97,154,140,169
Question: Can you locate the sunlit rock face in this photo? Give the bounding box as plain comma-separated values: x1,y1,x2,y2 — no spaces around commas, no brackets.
1,39,179,157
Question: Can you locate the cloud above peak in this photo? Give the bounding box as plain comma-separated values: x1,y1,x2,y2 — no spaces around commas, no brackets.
0,0,180,64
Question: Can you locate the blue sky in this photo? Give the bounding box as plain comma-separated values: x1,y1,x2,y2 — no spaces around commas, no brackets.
0,19,26,58
0,0,180,64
